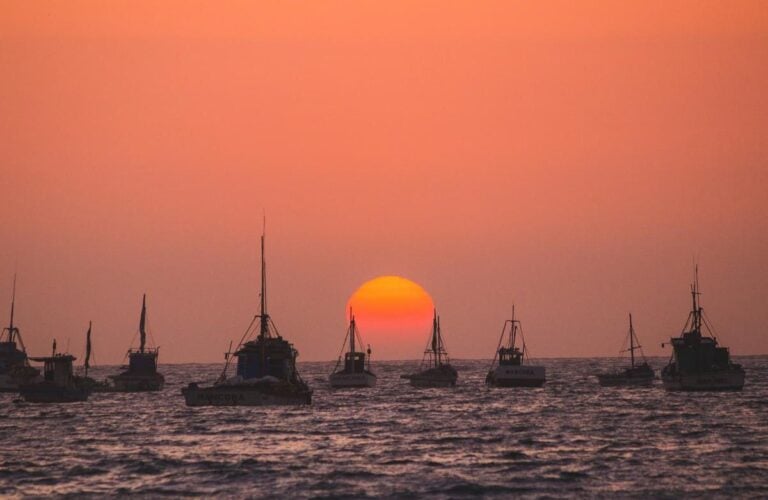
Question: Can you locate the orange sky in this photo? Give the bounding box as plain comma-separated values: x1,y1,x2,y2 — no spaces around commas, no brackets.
1,2,767,363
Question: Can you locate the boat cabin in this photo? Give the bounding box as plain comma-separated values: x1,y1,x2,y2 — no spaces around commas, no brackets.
127,349,159,374
342,352,366,373
29,354,76,386
498,346,524,366
671,330,731,372
235,337,296,381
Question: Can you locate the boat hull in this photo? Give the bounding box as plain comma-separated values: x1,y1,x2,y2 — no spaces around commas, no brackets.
329,371,376,388
19,384,90,403
407,375,456,388
109,373,165,392
181,383,312,406
662,370,745,391
487,365,546,387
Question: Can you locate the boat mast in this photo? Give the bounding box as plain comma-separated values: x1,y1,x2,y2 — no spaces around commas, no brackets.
431,310,438,368
437,314,443,367
85,321,92,377
510,305,517,350
258,221,270,339
628,314,635,369
691,265,702,335
349,311,356,355
139,294,147,353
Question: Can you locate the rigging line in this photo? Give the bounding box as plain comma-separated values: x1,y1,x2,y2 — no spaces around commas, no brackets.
487,320,509,374
332,328,348,374
218,314,260,382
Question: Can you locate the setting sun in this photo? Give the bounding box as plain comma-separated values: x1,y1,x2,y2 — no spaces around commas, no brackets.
346,276,434,359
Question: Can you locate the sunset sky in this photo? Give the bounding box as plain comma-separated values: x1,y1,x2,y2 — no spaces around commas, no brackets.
1,2,766,363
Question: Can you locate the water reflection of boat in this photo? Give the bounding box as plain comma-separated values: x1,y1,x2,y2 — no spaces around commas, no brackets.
402,310,457,387
486,307,545,387
181,226,312,406
20,341,90,403
661,268,745,391
109,295,165,392
0,277,40,392
329,312,376,388
596,314,654,387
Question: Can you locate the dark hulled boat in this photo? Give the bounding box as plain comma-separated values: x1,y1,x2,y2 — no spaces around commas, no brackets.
109,295,165,392
181,229,312,406
402,310,457,387
486,307,545,387
329,312,376,388
596,314,655,387
20,341,90,403
661,269,745,391
0,276,40,392
75,322,112,392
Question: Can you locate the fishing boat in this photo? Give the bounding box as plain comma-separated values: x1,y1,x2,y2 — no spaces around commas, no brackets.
401,310,457,387
596,314,655,386
181,227,312,406
19,340,90,403
109,295,165,392
329,312,376,388
486,307,545,387
661,268,745,391
75,322,113,392
0,276,40,392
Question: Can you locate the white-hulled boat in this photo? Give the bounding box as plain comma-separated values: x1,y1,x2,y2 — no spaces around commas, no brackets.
402,310,457,387
329,312,376,388
486,307,545,387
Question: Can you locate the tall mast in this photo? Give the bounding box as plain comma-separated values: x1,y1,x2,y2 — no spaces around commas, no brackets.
510,305,517,349
437,315,443,367
85,321,92,377
629,313,635,369
349,311,356,355
139,294,147,353
259,221,270,339
431,310,438,368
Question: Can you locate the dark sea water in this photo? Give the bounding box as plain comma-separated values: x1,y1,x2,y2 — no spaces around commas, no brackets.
1,357,767,498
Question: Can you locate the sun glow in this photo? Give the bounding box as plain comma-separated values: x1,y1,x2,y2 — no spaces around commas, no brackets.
346,276,435,359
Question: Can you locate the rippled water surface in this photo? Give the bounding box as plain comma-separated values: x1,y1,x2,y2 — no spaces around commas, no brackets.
2,357,767,498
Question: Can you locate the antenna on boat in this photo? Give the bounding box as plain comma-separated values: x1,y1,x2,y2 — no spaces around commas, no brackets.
258,215,270,339
52,338,57,356
349,308,355,354
628,314,635,369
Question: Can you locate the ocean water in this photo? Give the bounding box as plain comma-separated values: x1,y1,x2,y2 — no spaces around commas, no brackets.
1,357,766,498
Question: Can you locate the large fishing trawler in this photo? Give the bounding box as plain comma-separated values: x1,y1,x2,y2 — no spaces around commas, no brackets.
402,310,457,387
596,314,655,386
661,268,745,391
486,307,546,387
181,227,312,406
0,276,39,391
329,311,376,388
109,295,165,391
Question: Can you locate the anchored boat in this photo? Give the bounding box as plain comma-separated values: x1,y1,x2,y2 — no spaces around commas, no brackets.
596,314,655,386
20,341,90,403
109,295,165,392
661,268,745,391
0,276,40,392
402,310,457,387
181,228,312,406
75,322,113,392
329,312,376,388
486,307,545,387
